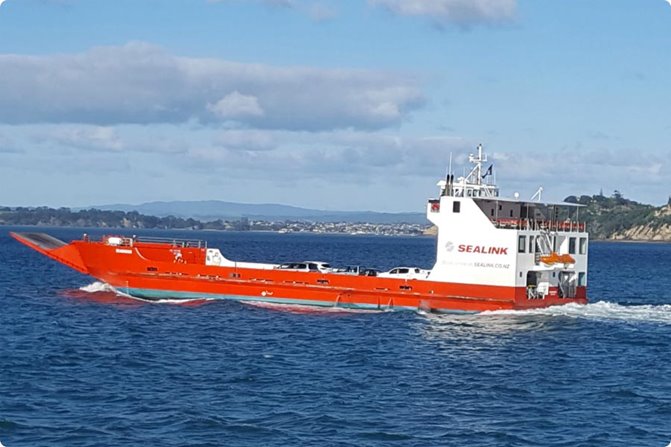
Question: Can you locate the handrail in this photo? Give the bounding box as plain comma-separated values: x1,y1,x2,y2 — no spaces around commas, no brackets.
100,235,207,248
493,218,586,232
136,236,207,248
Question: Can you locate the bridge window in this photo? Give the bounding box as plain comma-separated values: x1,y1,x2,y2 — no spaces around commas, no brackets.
529,236,535,253
568,237,576,255
453,201,461,213
518,235,526,253
579,237,587,255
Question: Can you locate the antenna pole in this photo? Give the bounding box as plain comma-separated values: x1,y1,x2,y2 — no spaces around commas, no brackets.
476,144,484,185
448,152,453,176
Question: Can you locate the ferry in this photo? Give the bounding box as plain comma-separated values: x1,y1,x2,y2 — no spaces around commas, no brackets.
11,145,588,312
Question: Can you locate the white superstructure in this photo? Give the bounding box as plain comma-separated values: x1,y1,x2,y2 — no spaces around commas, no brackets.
426,145,588,300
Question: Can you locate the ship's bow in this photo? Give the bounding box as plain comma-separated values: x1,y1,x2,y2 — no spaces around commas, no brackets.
10,232,89,274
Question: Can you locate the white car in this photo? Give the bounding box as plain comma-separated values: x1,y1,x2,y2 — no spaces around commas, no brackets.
305,261,333,273
333,265,362,275
277,261,332,273
378,267,429,280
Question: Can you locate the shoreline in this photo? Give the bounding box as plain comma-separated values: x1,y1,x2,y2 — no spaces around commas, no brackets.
0,223,431,238
3,223,671,243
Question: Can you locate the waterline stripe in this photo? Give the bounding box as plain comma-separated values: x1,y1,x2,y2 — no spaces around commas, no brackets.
126,287,419,311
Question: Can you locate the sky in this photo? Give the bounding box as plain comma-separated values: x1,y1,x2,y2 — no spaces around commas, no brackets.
0,0,670,212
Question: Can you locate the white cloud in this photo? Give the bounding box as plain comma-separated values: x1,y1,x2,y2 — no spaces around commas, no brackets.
34,125,123,152
370,0,516,26
213,129,277,152
0,42,423,130
163,131,671,206
3,122,670,209
490,148,669,202
208,91,265,120
185,128,471,180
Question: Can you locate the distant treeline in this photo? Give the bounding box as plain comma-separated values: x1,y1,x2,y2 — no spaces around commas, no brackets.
0,206,261,231
564,192,671,240
2,192,671,240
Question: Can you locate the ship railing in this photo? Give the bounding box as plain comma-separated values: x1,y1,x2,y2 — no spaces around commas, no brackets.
135,236,207,248
493,218,585,232
98,234,207,248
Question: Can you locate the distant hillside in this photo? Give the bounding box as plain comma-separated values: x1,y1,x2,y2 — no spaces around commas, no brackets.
87,200,427,224
0,206,427,235
5,194,671,241
565,193,671,241
0,207,211,230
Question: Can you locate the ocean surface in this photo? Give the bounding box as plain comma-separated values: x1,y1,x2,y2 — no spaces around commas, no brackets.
1,226,671,447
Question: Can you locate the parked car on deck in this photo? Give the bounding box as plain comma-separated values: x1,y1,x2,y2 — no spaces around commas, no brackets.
276,261,332,273
378,267,428,280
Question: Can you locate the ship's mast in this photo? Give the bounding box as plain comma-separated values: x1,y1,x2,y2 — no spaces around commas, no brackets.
437,144,498,198
466,144,487,186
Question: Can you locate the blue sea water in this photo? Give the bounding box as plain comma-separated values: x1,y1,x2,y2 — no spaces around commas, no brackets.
1,226,671,447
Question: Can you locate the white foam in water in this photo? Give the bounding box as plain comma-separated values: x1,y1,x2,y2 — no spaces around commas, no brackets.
79,281,116,293
483,301,671,324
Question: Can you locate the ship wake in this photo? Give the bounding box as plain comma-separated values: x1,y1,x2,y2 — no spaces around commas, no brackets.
483,301,671,324
72,283,671,324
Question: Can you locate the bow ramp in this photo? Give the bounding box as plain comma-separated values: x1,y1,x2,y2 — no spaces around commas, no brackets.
10,232,89,274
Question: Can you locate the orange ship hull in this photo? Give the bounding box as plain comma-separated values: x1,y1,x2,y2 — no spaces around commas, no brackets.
11,232,587,313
